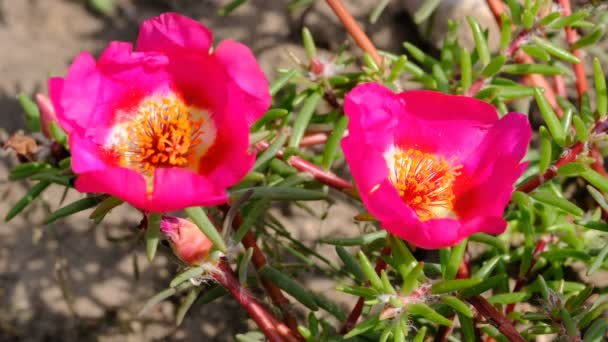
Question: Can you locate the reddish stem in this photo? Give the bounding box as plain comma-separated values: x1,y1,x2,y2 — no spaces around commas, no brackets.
590,145,608,177
553,75,568,98
506,237,548,314
516,142,585,193
325,0,382,66
256,141,353,191
559,0,589,101
340,245,391,334
486,0,506,27
213,259,298,342
299,132,328,147
220,206,303,341
467,295,526,342
485,0,562,116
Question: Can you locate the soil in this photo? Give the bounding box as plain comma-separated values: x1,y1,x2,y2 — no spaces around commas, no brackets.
0,1,406,340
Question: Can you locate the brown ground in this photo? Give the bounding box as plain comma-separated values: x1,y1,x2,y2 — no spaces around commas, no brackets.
0,1,411,340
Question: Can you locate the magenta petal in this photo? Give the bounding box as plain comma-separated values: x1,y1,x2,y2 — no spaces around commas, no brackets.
341,84,532,249
136,12,212,56
75,167,148,209
384,217,462,250
213,40,271,125
395,90,500,161
454,113,532,219
341,137,389,198
48,77,71,133
399,90,499,123
55,13,267,213
148,168,227,212
55,52,100,133
198,96,256,189
343,83,402,149
69,133,108,173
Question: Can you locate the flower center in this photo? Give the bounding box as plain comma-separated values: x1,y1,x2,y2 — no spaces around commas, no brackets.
389,148,461,221
119,98,205,174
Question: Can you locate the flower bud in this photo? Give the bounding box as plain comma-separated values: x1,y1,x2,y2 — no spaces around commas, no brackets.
35,93,57,138
160,216,213,265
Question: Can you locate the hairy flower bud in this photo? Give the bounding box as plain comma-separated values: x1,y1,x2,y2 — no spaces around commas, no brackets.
35,93,57,138
160,216,213,265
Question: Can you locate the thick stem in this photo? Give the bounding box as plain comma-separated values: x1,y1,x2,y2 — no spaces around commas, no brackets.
340,245,391,334
516,142,585,193
219,206,303,341
486,0,506,27
213,259,298,342
467,295,526,342
559,0,588,101
325,0,382,65
241,228,303,340
485,0,562,116
256,141,353,191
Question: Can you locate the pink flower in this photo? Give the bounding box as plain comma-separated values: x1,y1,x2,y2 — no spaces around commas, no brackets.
341,83,531,249
35,93,58,138
49,13,270,212
160,216,213,265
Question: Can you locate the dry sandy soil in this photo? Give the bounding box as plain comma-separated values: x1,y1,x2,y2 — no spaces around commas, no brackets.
0,1,415,340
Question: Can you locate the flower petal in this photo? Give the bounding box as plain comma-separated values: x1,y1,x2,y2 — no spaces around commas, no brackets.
75,167,148,209
197,91,256,189
454,113,531,218
343,83,402,149
136,12,213,56
148,168,227,212
395,90,499,161
213,40,271,125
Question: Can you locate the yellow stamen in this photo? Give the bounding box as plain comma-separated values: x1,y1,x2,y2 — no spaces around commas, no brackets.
389,148,462,221
119,98,204,174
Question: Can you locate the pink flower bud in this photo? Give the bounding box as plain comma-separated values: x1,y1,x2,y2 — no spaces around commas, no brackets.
35,93,57,138
160,216,213,265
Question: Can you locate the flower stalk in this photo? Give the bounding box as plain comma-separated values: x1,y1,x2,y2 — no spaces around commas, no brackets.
212,258,299,342
222,207,303,341
466,295,526,342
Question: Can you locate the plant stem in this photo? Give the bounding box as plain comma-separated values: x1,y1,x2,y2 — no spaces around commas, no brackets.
256,141,353,191
299,132,328,147
484,0,562,116
213,258,298,342
517,141,585,193
467,295,526,342
340,245,391,334
486,0,506,27
559,0,588,102
219,206,303,341
325,0,382,65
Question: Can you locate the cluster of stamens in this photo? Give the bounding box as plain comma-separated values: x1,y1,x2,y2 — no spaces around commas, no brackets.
120,98,203,173
390,148,461,221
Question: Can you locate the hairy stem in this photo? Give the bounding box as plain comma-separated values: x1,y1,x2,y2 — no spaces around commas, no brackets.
467,295,526,342
219,206,303,341
213,258,298,342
